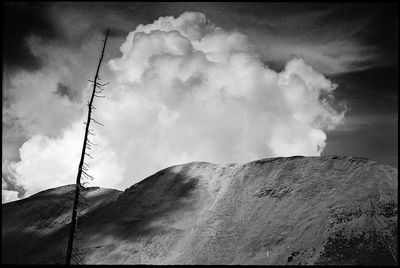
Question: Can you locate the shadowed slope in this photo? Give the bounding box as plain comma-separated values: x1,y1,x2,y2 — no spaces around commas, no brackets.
2,185,122,264
2,156,397,264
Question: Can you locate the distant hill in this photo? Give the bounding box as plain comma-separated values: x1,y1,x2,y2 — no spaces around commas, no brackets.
2,156,397,265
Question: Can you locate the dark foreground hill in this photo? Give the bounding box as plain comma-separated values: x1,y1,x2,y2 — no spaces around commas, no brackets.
2,156,398,265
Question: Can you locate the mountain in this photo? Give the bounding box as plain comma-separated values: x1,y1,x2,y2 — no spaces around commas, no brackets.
2,156,398,265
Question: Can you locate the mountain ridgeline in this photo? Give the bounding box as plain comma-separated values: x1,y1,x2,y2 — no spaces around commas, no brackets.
2,156,398,265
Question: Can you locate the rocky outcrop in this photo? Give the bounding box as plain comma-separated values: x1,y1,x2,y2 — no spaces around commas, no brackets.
2,156,397,265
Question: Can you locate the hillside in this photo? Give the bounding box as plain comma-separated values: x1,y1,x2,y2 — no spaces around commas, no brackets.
2,156,398,265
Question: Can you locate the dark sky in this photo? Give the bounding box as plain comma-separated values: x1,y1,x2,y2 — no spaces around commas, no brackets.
323,66,398,167
2,2,398,202
4,2,399,71
4,2,57,71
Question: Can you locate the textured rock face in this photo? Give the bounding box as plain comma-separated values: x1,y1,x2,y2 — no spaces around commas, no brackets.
2,156,398,265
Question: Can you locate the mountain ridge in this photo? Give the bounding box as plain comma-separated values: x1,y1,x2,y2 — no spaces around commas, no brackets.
2,155,397,264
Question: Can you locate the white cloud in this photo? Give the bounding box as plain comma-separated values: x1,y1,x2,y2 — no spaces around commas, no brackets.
3,12,346,197
2,178,20,203
5,69,82,137
2,189,19,203
5,119,124,198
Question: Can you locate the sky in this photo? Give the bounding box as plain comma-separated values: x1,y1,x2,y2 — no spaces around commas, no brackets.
2,2,398,203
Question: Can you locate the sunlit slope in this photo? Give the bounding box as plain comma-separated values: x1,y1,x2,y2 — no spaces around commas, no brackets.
2,156,397,265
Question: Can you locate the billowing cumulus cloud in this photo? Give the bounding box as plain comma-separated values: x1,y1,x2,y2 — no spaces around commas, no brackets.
2,12,346,202
7,119,123,198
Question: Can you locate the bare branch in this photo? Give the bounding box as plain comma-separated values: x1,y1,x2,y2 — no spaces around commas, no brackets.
87,101,97,110
88,80,109,87
79,193,88,201
82,170,95,180
82,162,90,168
80,181,89,187
92,118,104,126
86,139,98,146
81,165,89,171
79,184,88,191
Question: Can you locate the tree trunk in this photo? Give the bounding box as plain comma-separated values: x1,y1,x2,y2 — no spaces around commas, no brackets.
65,29,110,265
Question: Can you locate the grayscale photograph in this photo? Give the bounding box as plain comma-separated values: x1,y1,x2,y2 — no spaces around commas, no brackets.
2,1,398,265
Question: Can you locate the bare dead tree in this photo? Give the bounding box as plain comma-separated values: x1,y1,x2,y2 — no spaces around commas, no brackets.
65,29,110,265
